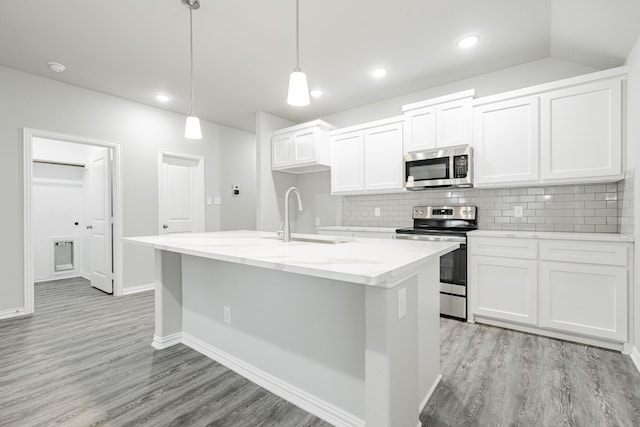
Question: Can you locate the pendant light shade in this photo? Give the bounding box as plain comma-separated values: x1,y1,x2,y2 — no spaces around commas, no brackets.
185,115,202,139
183,0,202,139
287,0,310,106
287,69,310,106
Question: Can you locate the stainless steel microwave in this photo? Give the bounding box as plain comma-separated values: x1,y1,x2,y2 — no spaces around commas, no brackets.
405,145,473,189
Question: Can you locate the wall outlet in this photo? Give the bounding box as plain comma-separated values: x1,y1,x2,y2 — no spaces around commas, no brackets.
398,287,407,320
206,196,213,206
374,207,381,217
514,205,524,218
214,196,222,205
223,306,232,324
315,217,320,226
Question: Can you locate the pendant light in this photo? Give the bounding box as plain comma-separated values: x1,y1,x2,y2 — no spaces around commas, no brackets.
183,0,202,139
287,0,310,106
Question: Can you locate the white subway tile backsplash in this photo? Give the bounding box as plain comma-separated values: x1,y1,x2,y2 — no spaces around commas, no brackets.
341,180,631,234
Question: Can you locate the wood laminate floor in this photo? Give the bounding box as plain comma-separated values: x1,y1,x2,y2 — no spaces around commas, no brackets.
1,278,640,427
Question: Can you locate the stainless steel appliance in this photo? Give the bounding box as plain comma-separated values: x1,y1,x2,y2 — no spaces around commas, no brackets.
395,205,477,320
404,145,472,189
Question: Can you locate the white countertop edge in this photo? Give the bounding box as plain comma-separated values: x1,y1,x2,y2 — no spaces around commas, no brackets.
316,226,399,233
468,230,634,243
124,232,459,288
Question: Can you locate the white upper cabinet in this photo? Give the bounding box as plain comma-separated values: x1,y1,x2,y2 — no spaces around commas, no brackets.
471,67,625,188
473,96,540,186
330,131,365,193
331,117,404,195
402,90,474,153
271,120,336,173
540,79,622,182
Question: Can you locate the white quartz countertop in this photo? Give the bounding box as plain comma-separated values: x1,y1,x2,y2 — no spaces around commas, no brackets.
125,230,458,288
468,230,634,243
316,226,399,233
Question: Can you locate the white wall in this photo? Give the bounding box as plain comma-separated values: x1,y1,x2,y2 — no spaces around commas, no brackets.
220,126,257,231
32,162,84,281
295,171,342,233
255,112,296,231
624,37,640,351
32,138,108,282
0,65,251,312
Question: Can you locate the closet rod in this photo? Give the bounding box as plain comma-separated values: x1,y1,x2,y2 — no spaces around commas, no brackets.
33,159,85,168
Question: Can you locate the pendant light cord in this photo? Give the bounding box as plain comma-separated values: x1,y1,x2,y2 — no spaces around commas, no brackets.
295,0,300,71
189,5,195,116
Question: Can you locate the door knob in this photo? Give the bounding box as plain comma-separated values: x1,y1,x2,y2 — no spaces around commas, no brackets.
163,224,169,229
86,225,93,230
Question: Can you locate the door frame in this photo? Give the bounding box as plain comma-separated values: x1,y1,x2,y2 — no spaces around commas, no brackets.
157,151,205,234
23,128,124,314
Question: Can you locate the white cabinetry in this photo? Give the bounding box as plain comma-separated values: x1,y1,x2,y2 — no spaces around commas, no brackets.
402,90,474,153
271,120,336,173
469,238,538,325
538,241,628,341
468,234,633,353
471,68,625,188
473,96,539,186
330,117,404,195
540,79,622,183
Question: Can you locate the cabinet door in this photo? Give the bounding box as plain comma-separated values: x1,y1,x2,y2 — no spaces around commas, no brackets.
364,123,404,191
540,79,622,182
331,132,365,193
469,255,538,325
473,96,539,186
293,129,317,164
436,98,471,148
540,261,627,341
403,106,436,153
272,134,293,168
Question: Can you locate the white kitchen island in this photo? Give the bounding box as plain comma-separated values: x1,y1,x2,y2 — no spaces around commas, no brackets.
125,231,458,427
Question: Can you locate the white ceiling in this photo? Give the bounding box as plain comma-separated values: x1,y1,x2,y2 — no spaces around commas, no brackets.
1,0,639,132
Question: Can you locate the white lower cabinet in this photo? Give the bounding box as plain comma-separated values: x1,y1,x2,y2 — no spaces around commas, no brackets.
470,256,537,325
539,261,627,341
468,235,632,352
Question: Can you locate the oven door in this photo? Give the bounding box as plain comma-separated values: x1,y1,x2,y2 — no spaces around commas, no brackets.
439,243,467,320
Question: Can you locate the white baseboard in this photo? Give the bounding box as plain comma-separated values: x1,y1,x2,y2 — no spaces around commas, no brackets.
631,347,640,374
182,333,364,427
0,308,27,320
419,374,442,414
122,283,155,295
152,332,182,350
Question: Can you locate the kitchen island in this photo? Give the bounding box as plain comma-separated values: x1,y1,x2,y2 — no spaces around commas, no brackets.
125,231,458,427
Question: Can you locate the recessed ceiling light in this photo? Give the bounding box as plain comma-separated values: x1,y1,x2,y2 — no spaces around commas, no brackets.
457,34,479,49
310,89,323,98
47,61,66,73
155,94,172,103
371,68,387,78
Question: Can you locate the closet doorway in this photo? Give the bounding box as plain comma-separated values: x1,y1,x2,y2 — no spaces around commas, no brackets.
23,129,123,314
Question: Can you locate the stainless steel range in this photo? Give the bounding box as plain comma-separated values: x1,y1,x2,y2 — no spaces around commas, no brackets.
395,205,477,320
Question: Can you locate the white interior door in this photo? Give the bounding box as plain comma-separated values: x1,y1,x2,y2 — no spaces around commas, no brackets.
89,149,113,293
159,153,205,235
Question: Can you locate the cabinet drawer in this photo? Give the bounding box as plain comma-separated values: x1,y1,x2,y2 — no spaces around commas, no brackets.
539,241,628,266
469,237,537,259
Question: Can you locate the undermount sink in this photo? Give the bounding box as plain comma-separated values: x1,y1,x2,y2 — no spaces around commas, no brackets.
263,235,351,244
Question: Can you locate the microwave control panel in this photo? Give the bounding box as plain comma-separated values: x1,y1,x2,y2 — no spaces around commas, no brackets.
453,155,469,178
